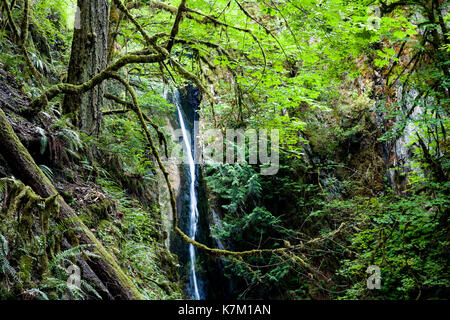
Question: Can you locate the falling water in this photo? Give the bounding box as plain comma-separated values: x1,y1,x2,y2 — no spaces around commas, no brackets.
175,95,202,300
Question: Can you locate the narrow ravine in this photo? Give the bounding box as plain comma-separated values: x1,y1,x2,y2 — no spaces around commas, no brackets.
174,90,202,300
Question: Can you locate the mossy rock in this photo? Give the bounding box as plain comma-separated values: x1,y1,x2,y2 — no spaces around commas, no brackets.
81,197,113,228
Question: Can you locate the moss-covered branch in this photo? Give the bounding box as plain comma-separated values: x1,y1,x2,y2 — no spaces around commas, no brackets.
113,0,216,102
166,0,186,54
28,52,166,115
103,91,169,158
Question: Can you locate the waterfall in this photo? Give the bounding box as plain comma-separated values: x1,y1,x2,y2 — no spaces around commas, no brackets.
174,91,202,300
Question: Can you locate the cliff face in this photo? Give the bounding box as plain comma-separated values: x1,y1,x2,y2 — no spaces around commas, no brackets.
158,115,182,249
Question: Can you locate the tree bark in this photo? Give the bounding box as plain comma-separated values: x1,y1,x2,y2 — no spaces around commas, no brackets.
0,107,143,300
106,0,121,64
62,0,109,136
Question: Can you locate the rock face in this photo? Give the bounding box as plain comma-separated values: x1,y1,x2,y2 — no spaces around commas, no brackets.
158,115,182,249
371,69,430,194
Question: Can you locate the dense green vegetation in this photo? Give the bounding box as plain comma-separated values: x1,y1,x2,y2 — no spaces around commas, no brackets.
0,0,448,300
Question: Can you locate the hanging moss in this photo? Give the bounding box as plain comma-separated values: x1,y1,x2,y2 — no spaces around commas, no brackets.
0,178,62,280
18,255,33,285
18,200,36,240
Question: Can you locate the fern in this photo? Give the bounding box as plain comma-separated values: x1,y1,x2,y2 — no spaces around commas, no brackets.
38,165,54,182
49,244,98,273
41,277,84,300
44,245,102,300
0,233,19,283
80,279,102,299
57,128,82,152
35,127,48,155
24,288,49,300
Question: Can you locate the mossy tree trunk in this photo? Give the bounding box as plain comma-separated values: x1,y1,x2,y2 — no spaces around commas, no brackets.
62,0,109,136
106,0,121,64
0,108,143,300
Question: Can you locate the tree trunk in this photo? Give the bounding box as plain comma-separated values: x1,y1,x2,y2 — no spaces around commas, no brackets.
0,107,143,300
62,0,109,136
106,0,121,64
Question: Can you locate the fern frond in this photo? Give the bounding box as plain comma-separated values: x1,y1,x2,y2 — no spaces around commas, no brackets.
35,127,48,155
81,280,102,299
24,288,49,300
38,165,54,182
57,128,82,151
0,232,19,283
0,233,8,256
49,244,98,271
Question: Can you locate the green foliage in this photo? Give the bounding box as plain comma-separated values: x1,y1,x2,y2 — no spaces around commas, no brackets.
0,233,18,283
38,164,54,182
100,113,154,178
206,163,262,214
44,245,102,300
119,242,182,300
337,183,450,299
206,161,306,298
97,178,181,299
33,0,75,42
0,0,448,301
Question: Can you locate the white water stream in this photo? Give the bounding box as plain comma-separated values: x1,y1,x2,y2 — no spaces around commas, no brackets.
175,97,201,300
